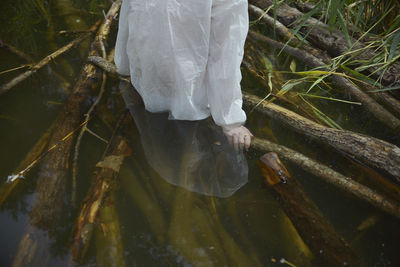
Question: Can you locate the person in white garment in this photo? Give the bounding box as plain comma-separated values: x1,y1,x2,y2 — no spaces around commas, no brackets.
115,0,253,150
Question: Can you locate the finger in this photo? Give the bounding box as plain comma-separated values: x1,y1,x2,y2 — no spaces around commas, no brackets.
247,129,254,137
244,134,251,151
239,133,245,151
227,134,233,146
233,133,239,152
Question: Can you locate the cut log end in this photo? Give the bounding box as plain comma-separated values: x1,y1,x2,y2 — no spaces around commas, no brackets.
258,152,290,186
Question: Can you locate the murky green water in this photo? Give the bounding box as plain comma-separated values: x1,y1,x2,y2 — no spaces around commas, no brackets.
1,1,399,266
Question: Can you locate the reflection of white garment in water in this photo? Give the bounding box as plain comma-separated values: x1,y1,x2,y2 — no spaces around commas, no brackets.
115,0,248,129
120,82,248,198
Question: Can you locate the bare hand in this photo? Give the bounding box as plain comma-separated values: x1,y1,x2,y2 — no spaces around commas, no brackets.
223,126,254,151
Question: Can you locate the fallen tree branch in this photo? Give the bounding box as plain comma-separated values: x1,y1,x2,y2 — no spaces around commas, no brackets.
70,112,132,262
252,137,400,219
249,4,400,120
28,0,121,229
71,39,112,206
258,152,362,266
248,4,331,64
244,92,400,182
11,3,123,266
248,30,400,132
93,192,125,266
0,20,101,97
249,0,400,87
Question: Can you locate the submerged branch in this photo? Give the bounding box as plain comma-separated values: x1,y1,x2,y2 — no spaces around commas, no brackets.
252,137,400,219
11,3,123,265
244,92,400,182
0,40,34,62
0,20,101,97
258,152,362,266
70,113,132,262
5,120,88,184
28,0,121,229
71,39,111,206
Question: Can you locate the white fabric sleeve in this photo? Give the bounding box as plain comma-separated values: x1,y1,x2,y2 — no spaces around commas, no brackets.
114,0,130,76
206,0,248,129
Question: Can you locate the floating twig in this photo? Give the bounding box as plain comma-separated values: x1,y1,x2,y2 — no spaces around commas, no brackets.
6,119,89,184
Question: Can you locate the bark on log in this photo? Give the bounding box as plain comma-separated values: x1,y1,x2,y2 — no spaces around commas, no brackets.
362,83,400,119
249,0,400,87
252,137,400,219
290,1,315,13
258,152,362,266
248,30,400,132
71,113,132,262
248,4,331,64
244,93,400,182
29,0,122,229
248,4,400,123
11,3,123,266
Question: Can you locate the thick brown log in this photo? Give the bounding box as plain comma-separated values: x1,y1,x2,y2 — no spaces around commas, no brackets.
258,152,362,266
290,1,315,13
249,0,400,87
244,93,400,182
252,137,400,219
11,3,123,267
248,30,400,132
248,4,331,64
11,112,130,267
71,113,132,261
28,0,122,229
363,83,400,119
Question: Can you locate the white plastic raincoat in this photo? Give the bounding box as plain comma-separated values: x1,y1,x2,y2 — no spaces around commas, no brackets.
115,0,249,129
